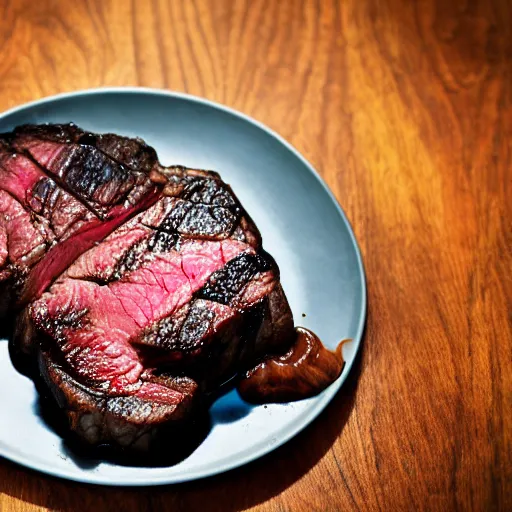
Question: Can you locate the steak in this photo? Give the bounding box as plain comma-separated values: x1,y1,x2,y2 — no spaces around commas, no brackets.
1,123,344,458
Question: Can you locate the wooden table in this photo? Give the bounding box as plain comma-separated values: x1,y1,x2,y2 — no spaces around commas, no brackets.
0,0,510,510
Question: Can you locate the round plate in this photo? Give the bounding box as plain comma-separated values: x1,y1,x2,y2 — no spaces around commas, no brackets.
0,88,366,486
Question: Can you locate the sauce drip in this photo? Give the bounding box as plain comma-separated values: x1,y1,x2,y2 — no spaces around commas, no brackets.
237,327,349,403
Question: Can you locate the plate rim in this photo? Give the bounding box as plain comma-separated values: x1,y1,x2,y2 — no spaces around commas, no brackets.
0,87,367,486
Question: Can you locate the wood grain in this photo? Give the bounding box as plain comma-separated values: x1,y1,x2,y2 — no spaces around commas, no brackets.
0,0,511,510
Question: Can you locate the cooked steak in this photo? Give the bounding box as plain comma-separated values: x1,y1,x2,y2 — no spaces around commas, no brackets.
1,123,343,457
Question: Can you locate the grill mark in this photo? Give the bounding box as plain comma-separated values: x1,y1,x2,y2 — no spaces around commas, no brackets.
110,237,150,282
147,197,240,241
175,300,214,351
109,230,180,283
182,177,237,208
178,203,238,239
20,149,103,220
28,177,53,214
159,200,192,232
145,316,176,350
28,177,91,236
35,306,89,344
195,252,273,305
77,132,158,175
52,145,135,209
147,230,181,252
141,300,216,353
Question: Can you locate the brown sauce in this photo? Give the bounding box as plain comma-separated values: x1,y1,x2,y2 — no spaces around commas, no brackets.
237,327,349,403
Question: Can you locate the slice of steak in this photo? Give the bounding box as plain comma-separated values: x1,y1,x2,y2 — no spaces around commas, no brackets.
0,128,162,311
138,283,293,391
29,235,250,373
12,123,160,210
0,143,95,314
38,348,199,452
12,133,146,216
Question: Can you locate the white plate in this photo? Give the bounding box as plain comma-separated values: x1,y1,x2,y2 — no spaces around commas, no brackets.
0,88,366,485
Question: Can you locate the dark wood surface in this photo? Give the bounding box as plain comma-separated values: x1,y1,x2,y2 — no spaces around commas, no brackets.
0,0,510,510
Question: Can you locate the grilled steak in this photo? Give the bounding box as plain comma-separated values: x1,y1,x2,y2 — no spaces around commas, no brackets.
1,123,343,457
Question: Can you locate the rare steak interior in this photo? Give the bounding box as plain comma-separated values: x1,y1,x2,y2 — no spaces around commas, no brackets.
0,124,344,456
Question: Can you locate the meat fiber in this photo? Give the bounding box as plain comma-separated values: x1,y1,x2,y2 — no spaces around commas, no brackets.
1,123,343,458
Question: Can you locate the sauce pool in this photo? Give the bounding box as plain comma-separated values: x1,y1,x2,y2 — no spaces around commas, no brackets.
237,327,349,403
